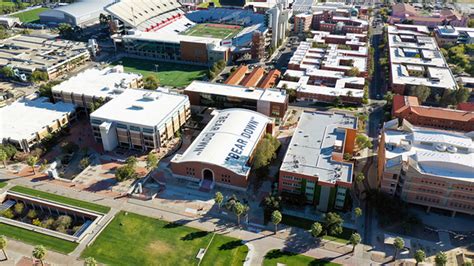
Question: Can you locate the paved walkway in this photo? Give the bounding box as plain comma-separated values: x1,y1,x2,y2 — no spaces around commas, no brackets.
0,173,379,265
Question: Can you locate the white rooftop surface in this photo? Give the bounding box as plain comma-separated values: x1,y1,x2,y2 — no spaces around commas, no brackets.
51,66,142,99
172,109,270,176
389,24,430,35
90,89,189,128
123,28,222,45
0,96,75,142
41,0,113,19
280,111,356,183
384,124,474,181
185,81,287,103
391,64,457,90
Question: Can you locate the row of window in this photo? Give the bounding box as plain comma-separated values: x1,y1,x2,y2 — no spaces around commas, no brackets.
420,179,446,187
186,167,195,177
450,202,474,210
282,175,302,182
417,187,443,195
452,193,474,201
282,181,301,188
415,195,440,204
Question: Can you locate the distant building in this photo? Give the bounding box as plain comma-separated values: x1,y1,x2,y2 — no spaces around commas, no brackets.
392,95,474,132
378,119,474,217
171,108,273,191
52,66,143,109
0,96,75,152
434,25,474,46
0,16,20,28
90,89,190,151
0,34,90,80
224,65,281,89
39,0,114,27
390,3,468,28
266,3,291,48
279,111,357,212
251,31,266,60
294,13,313,34
184,80,288,118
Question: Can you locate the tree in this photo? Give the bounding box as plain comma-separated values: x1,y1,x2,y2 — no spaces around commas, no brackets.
0,149,6,168
333,96,342,107
324,212,343,236
32,245,46,266
407,85,430,103
80,157,90,169
311,222,323,238
354,207,362,219
233,202,246,225
84,257,97,266
346,90,353,97
454,86,470,104
89,97,105,112
38,80,61,102
355,172,365,183
252,134,280,170
27,209,37,219
214,191,224,210
469,19,474,28
271,210,282,234
115,165,137,182
349,233,361,253
26,155,38,174
393,237,405,260
356,134,372,150
435,252,448,266
414,249,426,265
0,235,7,260
146,153,158,170
343,153,352,161
0,66,13,79
14,203,24,215
144,75,159,90
125,156,138,167
58,23,73,38
0,144,17,160
347,67,360,77
30,70,48,83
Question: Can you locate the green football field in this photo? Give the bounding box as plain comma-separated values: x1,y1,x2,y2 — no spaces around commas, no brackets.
11,7,49,23
112,57,208,88
183,23,242,39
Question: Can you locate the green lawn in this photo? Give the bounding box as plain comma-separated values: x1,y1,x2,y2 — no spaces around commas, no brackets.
82,211,248,266
9,186,110,214
183,23,242,39
198,0,221,8
282,214,355,244
0,182,7,189
113,57,207,88
0,223,78,254
263,249,340,266
11,7,49,23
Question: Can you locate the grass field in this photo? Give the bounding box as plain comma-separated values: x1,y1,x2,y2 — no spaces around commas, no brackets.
113,57,207,88
11,7,49,23
263,250,341,266
183,23,241,39
82,211,248,266
0,182,6,189
198,0,221,8
9,186,110,214
0,223,78,254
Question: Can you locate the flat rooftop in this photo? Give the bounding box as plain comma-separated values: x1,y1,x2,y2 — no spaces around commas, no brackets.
185,81,287,103
383,121,474,181
171,108,270,176
0,34,89,72
52,66,142,99
280,111,357,184
90,89,189,128
0,96,75,142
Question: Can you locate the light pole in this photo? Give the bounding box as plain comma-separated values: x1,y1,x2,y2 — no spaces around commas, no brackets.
154,64,159,73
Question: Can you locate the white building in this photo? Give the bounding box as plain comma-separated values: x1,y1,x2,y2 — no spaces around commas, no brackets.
0,96,76,152
266,3,291,48
90,89,190,151
52,66,143,108
39,0,114,27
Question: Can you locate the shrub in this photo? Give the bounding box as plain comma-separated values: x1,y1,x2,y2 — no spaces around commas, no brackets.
41,217,55,229
54,215,72,230
14,203,24,215
32,218,42,227
27,209,37,219
1,209,14,219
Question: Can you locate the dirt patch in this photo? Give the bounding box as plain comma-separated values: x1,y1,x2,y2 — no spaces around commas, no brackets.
147,240,172,255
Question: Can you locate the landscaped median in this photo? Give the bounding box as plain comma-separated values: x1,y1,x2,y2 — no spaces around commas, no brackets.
0,182,7,189
82,211,248,266
9,186,110,214
263,249,340,266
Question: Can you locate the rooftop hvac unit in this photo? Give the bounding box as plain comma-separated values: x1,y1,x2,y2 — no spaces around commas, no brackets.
435,143,447,152
447,145,458,153
142,92,157,101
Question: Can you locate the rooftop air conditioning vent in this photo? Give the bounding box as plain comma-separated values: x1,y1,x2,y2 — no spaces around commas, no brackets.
447,145,457,153
435,143,447,152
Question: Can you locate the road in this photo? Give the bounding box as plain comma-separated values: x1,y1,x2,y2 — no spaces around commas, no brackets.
369,24,384,100
0,173,379,266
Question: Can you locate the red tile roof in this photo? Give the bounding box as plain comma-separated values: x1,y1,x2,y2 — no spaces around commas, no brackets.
458,102,474,112
224,65,248,85
240,67,264,87
257,69,281,89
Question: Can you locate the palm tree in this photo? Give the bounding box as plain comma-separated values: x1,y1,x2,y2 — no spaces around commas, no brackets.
271,210,282,234
233,202,245,225
214,191,223,210
356,172,365,183
414,249,426,266
393,237,405,260
354,207,362,219
26,155,38,174
32,245,46,266
349,233,362,253
0,235,8,260
435,251,447,266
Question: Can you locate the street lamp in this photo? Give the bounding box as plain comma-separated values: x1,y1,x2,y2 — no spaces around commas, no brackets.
154,64,159,72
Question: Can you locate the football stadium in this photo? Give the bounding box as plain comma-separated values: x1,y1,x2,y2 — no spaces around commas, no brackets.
105,0,267,66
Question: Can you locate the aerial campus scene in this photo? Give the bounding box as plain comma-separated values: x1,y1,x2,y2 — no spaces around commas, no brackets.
0,0,473,265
